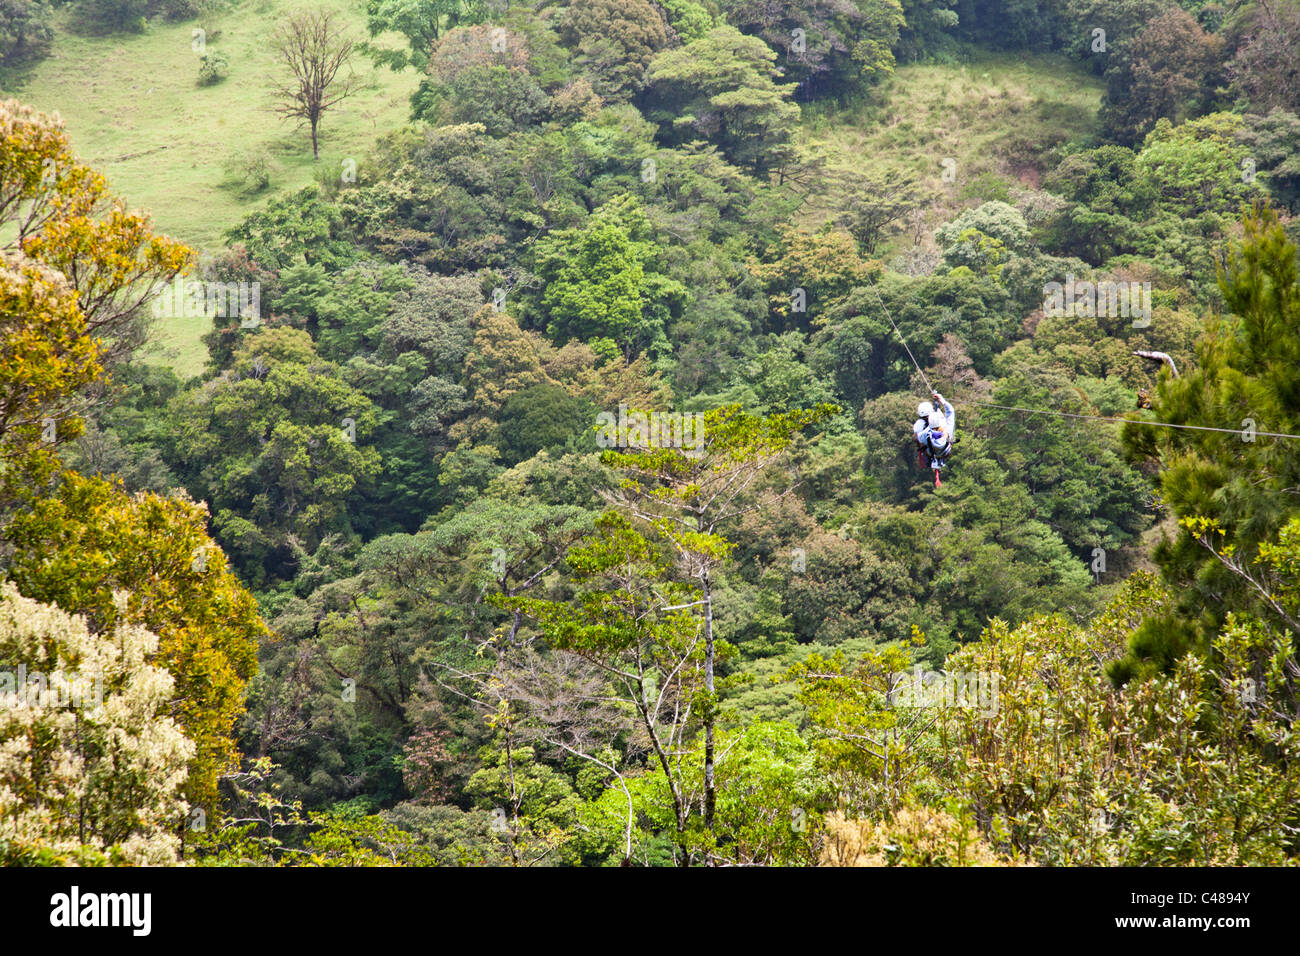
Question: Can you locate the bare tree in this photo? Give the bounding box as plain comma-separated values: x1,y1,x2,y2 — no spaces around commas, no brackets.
271,9,361,159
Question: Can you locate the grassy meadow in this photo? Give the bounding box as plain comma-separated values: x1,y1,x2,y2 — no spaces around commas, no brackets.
1,0,417,375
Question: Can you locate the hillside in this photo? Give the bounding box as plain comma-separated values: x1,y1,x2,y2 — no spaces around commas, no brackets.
1,0,418,374
5,19,1102,376
799,52,1104,255
0,0,1298,885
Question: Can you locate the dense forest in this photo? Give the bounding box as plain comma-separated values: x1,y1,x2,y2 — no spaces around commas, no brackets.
1,0,1298,868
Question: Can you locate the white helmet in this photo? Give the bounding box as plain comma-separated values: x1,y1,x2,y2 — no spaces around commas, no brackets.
917,401,934,419
928,413,945,430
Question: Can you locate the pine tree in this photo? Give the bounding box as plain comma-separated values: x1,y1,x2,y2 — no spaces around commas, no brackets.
1117,205,1300,681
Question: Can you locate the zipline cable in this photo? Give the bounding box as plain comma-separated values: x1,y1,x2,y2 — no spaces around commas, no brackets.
968,400,1300,441
862,281,1300,441
865,281,934,395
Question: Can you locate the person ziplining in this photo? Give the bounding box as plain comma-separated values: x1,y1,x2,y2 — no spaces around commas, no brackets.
865,280,1300,495
914,391,955,487
863,282,962,489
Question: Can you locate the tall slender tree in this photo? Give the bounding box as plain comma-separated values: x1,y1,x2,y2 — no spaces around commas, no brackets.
599,403,836,842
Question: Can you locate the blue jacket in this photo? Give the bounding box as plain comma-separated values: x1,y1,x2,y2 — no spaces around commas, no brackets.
919,395,955,453
932,396,955,436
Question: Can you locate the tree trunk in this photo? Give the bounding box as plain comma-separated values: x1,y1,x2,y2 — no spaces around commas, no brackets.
503,722,521,867
702,566,716,840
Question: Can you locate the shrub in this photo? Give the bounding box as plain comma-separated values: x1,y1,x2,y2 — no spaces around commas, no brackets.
222,150,274,195
197,49,228,86
820,807,1026,867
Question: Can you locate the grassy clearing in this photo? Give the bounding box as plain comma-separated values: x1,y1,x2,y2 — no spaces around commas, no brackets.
796,50,1104,257
147,307,215,379
2,0,418,376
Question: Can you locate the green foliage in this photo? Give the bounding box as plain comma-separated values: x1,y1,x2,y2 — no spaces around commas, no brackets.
645,26,800,174
166,328,383,580
197,50,229,86
496,383,595,465
361,0,487,72
789,633,938,815
749,225,872,331
1041,119,1266,279
935,200,1029,273
737,333,837,412
1118,206,1300,677
659,0,712,40
379,803,510,866
186,758,307,866
531,193,686,357
224,185,356,272
1134,114,1263,218
1240,109,1300,214
1097,6,1221,146
464,740,581,866
13,10,1300,868
302,807,440,866
583,721,822,865
1060,0,1171,70
339,122,583,272
414,65,550,135
894,0,960,61
557,0,673,100
720,0,904,95
976,372,1152,555
947,573,1300,865
952,0,1065,51
72,0,148,34
836,170,921,255
0,0,53,69
1042,144,1154,263
277,261,410,362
